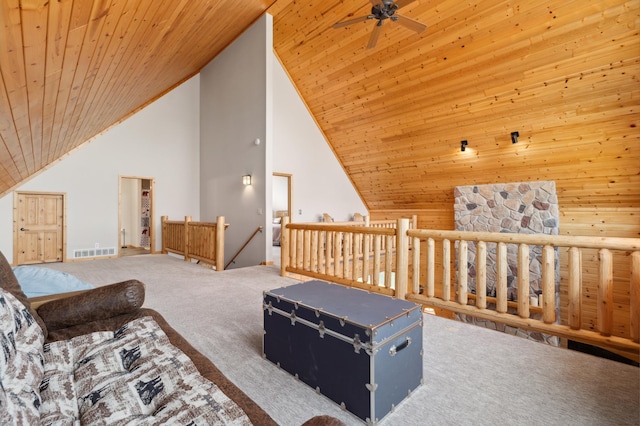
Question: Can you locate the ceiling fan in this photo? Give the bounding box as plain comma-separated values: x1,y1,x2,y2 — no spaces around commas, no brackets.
333,0,427,49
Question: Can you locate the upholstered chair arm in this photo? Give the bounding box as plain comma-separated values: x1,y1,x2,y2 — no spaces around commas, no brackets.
35,280,145,331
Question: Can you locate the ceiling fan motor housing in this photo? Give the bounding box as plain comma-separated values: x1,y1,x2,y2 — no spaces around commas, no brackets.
372,1,399,21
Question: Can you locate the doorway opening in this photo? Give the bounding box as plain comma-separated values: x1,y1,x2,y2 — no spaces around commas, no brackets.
272,173,291,266
119,176,155,257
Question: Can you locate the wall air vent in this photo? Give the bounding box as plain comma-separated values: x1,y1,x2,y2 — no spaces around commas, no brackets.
73,247,116,258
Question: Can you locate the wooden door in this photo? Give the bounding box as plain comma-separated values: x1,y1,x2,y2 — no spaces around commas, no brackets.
15,192,64,264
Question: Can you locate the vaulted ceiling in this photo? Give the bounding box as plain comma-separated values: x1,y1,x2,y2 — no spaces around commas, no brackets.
1,0,638,213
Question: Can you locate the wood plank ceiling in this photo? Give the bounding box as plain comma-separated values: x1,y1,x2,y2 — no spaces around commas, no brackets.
1,0,639,216
0,0,273,195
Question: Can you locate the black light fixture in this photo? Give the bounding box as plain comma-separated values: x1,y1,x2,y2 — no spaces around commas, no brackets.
511,131,520,144
461,140,468,152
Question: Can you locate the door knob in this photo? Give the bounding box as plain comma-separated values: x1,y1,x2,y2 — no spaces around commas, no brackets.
20,227,29,231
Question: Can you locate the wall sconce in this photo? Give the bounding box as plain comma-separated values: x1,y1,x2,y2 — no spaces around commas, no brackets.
242,175,252,185
460,140,468,152
511,131,519,144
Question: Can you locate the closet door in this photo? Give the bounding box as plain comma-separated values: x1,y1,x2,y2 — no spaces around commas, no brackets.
15,192,64,264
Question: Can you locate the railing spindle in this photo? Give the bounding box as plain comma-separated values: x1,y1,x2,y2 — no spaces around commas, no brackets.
496,242,508,313
326,231,333,276
303,230,311,270
363,233,370,283
598,249,614,337
476,241,487,309
281,217,289,276
442,239,450,302
542,245,555,324
343,233,351,279
411,237,421,294
458,240,468,305
385,235,394,289
568,247,582,330
426,238,435,298
297,230,304,269
518,244,530,319
373,235,381,286
631,251,640,343
442,239,451,302
310,230,318,272
352,233,361,281
334,233,342,278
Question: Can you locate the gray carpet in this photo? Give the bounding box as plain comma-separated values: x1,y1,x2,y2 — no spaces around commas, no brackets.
39,255,640,426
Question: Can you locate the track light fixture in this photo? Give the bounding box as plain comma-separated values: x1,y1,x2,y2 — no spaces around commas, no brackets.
461,140,468,152
511,131,519,144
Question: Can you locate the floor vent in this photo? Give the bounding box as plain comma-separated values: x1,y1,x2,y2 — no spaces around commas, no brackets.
73,247,116,258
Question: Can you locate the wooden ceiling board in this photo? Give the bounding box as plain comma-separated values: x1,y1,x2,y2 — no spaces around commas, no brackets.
0,0,637,222
0,0,273,196
272,0,639,212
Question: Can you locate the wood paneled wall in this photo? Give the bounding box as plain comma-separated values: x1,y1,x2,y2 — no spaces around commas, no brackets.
272,0,639,339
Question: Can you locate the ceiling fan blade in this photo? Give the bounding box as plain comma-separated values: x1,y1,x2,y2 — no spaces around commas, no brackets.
333,15,373,29
395,14,427,33
393,0,418,8
367,22,383,49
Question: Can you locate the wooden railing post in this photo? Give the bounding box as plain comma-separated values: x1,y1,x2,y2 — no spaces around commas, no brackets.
496,242,508,314
598,249,614,336
216,216,225,271
476,241,487,310
542,245,555,324
458,240,468,305
395,218,410,299
442,239,451,302
161,216,168,254
517,244,530,319
184,216,192,262
281,216,289,276
425,238,434,298
631,251,640,343
568,247,582,330
412,236,421,295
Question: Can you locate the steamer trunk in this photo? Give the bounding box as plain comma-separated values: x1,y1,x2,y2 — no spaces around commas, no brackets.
263,280,423,424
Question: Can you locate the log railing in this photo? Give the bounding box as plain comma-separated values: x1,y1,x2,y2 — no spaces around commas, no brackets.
280,217,404,295
404,225,640,356
281,217,640,357
161,216,227,270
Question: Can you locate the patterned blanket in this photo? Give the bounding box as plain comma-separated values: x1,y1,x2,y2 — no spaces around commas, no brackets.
0,286,252,425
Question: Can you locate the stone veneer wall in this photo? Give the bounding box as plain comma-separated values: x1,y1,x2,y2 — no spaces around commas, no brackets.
454,181,560,345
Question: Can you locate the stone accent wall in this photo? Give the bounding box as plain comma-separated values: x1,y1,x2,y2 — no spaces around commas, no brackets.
454,181,560,345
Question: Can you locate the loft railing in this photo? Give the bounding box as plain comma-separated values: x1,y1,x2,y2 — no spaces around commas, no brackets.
280,217,640,358
403,227,639,357
161,215,227,270
280,217,401,294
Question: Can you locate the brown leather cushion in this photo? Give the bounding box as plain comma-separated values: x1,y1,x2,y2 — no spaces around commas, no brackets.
37,280,145,331
0,251,48,337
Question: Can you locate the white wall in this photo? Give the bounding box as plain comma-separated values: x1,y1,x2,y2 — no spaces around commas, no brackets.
0,76,201,264
200,15,272,269
272,57,367,223
0,16,368,267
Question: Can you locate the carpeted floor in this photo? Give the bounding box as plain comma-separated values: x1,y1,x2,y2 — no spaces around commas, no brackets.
39,255,640,426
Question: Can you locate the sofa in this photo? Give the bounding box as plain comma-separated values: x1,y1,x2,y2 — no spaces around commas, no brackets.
0,251,288,425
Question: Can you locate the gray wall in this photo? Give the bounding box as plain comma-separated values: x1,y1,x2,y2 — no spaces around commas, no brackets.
200,14,272,269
